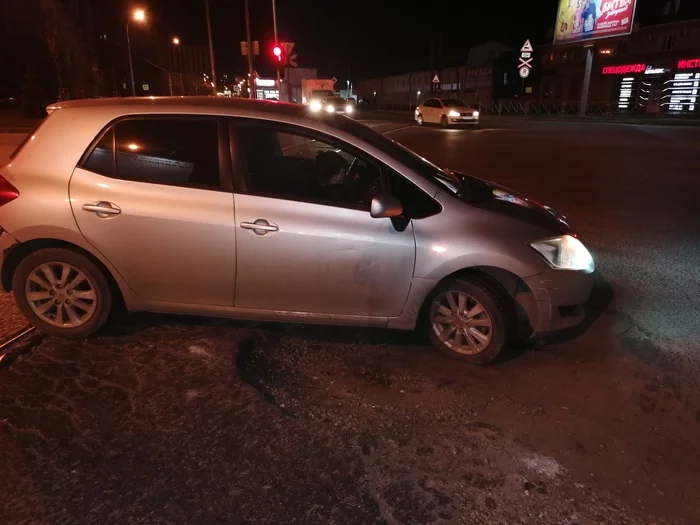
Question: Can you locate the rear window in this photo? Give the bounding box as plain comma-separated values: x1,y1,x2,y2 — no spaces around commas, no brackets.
8,117,47,161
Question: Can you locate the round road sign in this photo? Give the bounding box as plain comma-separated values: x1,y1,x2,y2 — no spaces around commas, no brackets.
519,67,530,79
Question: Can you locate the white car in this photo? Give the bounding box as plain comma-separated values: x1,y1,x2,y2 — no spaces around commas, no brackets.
415,98,479,127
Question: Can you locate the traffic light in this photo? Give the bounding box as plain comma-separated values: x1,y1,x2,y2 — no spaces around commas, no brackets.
272,45,282,62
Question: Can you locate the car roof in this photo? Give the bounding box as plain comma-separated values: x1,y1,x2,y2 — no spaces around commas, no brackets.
46,96,306,118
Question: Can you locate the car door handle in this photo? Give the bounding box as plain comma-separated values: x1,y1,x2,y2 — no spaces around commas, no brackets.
240,219,278,235
82,202,121,217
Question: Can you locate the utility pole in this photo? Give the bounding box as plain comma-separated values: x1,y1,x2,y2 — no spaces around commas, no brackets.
205,0,217,95
272,0,281,99
245,0,255,98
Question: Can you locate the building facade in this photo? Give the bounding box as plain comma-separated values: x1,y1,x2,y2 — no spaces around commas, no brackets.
537,4,700,115
357,42,518,109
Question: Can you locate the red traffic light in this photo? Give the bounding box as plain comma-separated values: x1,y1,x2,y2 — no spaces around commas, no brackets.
273,45,282,61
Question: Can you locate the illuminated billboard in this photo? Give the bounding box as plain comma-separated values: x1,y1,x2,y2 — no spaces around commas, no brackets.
554,0,638,45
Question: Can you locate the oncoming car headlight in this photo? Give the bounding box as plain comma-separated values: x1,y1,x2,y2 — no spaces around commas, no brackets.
345,104,354,113
309,100,322,112
448,110,460,117
326,104,335,113
473,111,480,117
530,235,595,273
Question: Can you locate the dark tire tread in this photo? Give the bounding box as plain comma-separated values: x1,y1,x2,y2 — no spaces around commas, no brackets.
427,273,515,365
12,248,113,338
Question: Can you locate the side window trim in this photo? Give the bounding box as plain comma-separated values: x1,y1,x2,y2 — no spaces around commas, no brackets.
78,114,233,193
228,117,386,211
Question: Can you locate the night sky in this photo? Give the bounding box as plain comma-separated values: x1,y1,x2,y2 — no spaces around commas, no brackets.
0,0,669,93
155,0,664,81
156,0,565,80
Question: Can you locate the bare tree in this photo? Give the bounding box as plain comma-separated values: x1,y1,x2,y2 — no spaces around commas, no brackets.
39,0,68,92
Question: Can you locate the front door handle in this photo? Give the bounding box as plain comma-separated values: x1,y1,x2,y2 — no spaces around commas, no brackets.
82,202,121,218
240,219,278,235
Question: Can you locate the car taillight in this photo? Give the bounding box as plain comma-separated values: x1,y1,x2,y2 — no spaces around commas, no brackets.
0,174,19,207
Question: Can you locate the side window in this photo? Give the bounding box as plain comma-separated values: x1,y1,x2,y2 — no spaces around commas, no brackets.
388,169,441,219
105,118,221,189
434,99,444,108
424,99,436,108
83,127,114,177
238,124,382,209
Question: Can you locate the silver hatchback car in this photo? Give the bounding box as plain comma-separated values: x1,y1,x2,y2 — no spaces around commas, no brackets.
0,98,594,364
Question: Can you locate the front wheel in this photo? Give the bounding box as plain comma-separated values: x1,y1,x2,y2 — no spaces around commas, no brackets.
13,248,113,338
426,276,513,364
440,115,448,128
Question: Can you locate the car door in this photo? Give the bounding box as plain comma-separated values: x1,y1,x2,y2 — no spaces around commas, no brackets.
70,116,236,306
230,120,416,318
421,99,434,123
425,99,440,123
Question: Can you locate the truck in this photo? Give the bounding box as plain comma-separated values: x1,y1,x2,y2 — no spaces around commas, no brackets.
301,79,335,105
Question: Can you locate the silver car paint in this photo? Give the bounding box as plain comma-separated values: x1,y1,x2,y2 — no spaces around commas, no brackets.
0,97,593,336
233,193,415,316
70,167,236,306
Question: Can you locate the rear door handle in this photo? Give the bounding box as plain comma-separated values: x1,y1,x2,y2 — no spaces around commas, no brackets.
82,202,121,218
240,219,278,235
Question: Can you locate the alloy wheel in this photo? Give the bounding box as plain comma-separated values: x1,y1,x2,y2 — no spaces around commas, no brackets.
430,290,493,355
25,262,98,328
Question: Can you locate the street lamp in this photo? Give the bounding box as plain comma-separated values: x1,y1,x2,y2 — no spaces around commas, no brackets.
169,37,181,95
126,8,147,96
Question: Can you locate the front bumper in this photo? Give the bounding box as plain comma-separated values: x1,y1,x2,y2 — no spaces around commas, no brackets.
0,228,19,292
522,269,595,338
450,117,479,124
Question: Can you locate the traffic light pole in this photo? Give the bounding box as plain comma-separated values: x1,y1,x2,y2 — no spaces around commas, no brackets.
205,0,217,96
272,0,282,99
244,0,255,98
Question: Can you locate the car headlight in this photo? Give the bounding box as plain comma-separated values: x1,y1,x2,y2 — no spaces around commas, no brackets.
448,110,460,117
345,104,353,113
309,100,322,112
530,235,595,273
326,105,335,112
473,111,479,117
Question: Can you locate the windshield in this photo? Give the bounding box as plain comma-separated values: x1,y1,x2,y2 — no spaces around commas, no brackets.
337,118,463,195
325,97,346,105
441,99,469,108
310,90,334,99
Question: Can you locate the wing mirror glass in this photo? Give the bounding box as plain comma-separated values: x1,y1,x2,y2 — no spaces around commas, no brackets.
370,193,403,219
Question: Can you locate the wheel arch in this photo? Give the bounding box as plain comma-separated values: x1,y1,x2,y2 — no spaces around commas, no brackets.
2,238,126,312
413,265,538,339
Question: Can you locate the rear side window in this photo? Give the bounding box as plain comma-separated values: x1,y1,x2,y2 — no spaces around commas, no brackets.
82,118,221,190
83,128,114,176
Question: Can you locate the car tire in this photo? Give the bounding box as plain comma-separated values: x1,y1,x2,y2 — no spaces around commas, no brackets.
12,248,113,338
426,275,513,365
416,114,424,125
440,115,448,128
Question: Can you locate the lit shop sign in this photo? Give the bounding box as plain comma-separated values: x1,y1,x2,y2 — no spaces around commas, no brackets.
617,77,637,110
255,78,276,87
644,67,669,75
602,63,646,75
678,59,700,70
664,72,700,112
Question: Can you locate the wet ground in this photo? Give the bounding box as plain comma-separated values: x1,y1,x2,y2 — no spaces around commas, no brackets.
1,118,699,524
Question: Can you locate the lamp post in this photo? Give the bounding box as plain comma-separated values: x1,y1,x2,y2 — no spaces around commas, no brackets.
126,8,146,96
168,37,180,96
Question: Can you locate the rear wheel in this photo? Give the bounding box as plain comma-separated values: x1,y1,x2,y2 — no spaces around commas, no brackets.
12,248,113,338
427,276,513,364
440,115,448,128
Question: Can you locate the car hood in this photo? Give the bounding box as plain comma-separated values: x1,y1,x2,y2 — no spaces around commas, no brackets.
446,170,572,235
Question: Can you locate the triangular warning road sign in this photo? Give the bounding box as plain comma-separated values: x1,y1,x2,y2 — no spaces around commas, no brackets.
520,39,533,53
432,74,440,83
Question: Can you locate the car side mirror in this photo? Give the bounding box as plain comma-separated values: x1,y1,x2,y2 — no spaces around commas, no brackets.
370,193,403,219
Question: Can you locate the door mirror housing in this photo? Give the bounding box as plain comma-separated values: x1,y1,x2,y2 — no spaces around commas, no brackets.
370,193,403,219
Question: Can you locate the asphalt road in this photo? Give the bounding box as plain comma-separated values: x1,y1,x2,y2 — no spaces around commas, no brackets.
1,118,700,524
